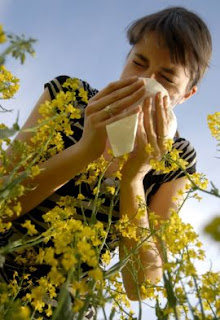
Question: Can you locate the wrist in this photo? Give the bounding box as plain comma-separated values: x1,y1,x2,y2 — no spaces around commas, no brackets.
76,139,98,164
121,165,151,184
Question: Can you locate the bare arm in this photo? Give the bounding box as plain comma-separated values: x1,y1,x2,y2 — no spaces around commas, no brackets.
119,174,188,301
1,88,95,220
2,77,147,221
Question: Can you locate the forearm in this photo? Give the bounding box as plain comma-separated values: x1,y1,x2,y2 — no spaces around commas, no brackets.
119,174,162,301
2,141,94,221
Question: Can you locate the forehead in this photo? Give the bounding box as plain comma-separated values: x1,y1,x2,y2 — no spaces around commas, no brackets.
132,33,190,78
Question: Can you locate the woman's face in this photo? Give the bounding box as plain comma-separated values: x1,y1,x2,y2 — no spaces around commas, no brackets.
120,32,197,108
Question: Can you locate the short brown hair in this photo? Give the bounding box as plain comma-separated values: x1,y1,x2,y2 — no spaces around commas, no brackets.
126,7,212,88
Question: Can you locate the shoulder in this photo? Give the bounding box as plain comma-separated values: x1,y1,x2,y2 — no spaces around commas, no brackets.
143,136,197,201
172,136,197,174
44,75,99,100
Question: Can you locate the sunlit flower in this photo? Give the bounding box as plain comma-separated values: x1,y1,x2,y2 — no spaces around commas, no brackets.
21,220,38,236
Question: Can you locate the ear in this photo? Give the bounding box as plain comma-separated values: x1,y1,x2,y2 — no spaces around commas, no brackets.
179,85,198,104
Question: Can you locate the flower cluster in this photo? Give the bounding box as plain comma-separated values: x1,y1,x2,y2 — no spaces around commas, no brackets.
29,78,86,161
0,25,7,44
146,138,189,174
207,111,220,140
0,65,19,99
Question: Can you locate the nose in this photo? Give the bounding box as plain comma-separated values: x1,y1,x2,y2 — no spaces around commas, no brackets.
145,68,156,79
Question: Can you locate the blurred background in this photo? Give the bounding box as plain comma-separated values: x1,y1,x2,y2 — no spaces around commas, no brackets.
1,0,220,318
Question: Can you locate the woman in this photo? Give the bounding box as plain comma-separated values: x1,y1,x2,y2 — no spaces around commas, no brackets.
1,5,212,318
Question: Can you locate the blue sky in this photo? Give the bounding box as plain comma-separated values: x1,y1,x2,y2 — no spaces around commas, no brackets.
1,0,220,319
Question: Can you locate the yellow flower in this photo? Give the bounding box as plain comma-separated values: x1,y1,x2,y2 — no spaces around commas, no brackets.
43,247,57,267
145,143,154,155
0,25,7,43
72,298,84,312
192,192,202,201
78,87,88,103
12,306,31,320
136,195,143,203
93,186,99,195
163,138,174,152
47,267,65,287
46,305,53,317
136,207,146,219
189,172,209,190
13,202,22,216
77,193,86,200
0,65,20,99
0,219,12,233
115,214,138,240
106,186,115,195
207,112,220,139
62,250,77,271
30,164,41,178
21,220,38,236
62,77,80,91
107,148,114,156
204,216,220,242
112,170,122,180
140,280,158,299
88,268,103,281
101,250,111,265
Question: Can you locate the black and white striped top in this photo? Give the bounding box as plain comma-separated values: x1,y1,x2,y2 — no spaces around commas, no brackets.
0,75,197,283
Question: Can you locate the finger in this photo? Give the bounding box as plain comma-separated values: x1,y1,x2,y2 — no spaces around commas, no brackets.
143,97,160,156
99,105,141,128
163,95,170,120
89,76,138,103
156,92,167,137
87,78,146,115
136,111,147,138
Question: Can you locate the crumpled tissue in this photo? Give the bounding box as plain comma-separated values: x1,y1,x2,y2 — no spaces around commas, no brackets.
106,78,177,157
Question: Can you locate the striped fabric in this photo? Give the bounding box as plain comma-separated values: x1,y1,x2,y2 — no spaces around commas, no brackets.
0,76,197,319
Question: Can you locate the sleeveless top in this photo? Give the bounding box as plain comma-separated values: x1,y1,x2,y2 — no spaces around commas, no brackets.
0,75,197,283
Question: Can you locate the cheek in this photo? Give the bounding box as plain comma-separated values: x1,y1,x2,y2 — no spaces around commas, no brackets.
169,93,183,108
120,64,133,79
167,85,184,108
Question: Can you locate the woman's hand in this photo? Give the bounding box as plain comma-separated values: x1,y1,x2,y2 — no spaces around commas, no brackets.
121,92,170,181
78,77,148,161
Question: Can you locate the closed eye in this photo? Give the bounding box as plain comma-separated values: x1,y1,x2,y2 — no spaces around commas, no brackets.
132,60,145,67
161,74,173,83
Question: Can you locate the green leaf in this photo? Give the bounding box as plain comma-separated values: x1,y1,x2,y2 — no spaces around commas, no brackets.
163,273,177,308
51,284,73,320
0,126,18,139
155,300,169,320
109,307,116,320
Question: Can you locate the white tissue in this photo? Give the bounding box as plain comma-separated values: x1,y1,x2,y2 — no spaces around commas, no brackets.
143,78,170,104
106,78,177,157
142,78,177,139
106,113,139,157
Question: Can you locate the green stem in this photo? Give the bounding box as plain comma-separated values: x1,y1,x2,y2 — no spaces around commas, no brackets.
99,180,120,254
77,281,96,320
90,160,112,225
167,156,220,199
206,299,217,319
108,289,132,318
180,280,198,320
78,184,88,225
184,247,206,320
192,275,205,320
51,267,75,320
102,306,108,320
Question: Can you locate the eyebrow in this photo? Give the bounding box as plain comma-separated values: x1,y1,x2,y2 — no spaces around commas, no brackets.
135,53,149,63
161,67,180,78
134,53,180,78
